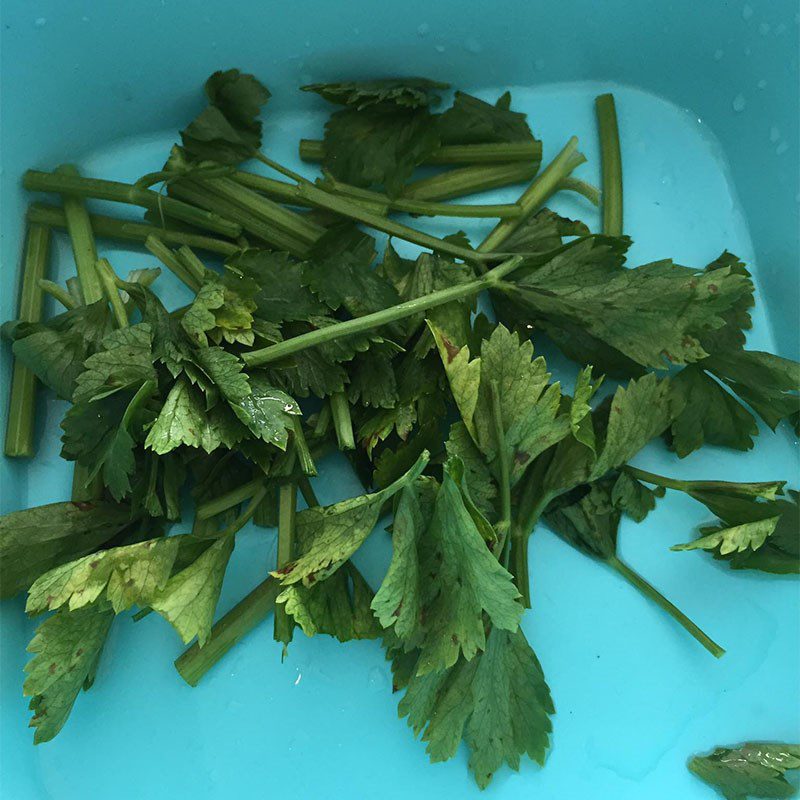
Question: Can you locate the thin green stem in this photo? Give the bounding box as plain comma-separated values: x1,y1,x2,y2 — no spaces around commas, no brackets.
299,139,542,165
176,246,209,287
298,475,320,508
294,182,500,263
274,483,297,645
220,484,270,537
27,203,239,256
24,169,242,238
291,418,318,476
168,180,311,258
479,137,584,253
402,162,539,202
196,477,265,521
234,170,387,216
95,259,128,328
145,236,201,292
319,174,523,218
607,556,725,658
595,93,623,236
255,151,310,185
121,380,156,428
313,402,332,438
330,392,355,451
622,466,784,500
57,165,104,304
175,576,282,686
38,279,78,310
65,277,84,306
242,256,523,367
71,463,103,502
204,177,324,245
509,529,531,607
5,224,51,458
489,381,511,553
559,176,601,206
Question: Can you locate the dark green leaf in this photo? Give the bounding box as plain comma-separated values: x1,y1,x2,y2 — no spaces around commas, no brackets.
437,91,536,145
11,302,111,400
302,226,400,317
688,741,800,800
667,365,759,457
0,501,132,599
302,78,447,110
397,626,553,789
322,107,440,197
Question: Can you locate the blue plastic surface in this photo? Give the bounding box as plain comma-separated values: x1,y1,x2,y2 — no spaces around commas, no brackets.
1,2,798,798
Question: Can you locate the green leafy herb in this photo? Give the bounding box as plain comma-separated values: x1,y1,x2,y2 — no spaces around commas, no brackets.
437,91,536,145
181,69,270,164
24,604,114,743
302,78,448,110
688,742,800,800
4,75,799,791
395,625,553,789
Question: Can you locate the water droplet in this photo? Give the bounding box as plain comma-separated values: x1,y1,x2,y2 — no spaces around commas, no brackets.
417,22,430,36
769,125,781,142
660,172,674,187
464,37,481,54
776,141,788,155
435,44,446,53
34,16,46,27
758,22,771,35
732,93,746,112
757,79,768,89
534,58,546,71
713,48,724,61
742,4,753,20
81,15,90,22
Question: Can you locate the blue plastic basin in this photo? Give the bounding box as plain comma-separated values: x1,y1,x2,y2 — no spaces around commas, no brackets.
1,1,798,798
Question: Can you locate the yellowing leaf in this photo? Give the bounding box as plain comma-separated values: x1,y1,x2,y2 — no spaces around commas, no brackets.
26,538,180,614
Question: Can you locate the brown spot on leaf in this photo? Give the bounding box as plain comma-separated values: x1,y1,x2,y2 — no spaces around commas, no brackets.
48,663,57,675
708,284,718,293
513,450,530,466
441,336,460,364
71,502,95,512
274,564,294,575
392,601,403,617
75,649,84,657
451,634,459,644
90,560,101,569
